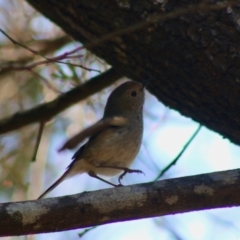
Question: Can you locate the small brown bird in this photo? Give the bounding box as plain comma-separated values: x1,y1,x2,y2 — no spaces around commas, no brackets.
38,81,145,199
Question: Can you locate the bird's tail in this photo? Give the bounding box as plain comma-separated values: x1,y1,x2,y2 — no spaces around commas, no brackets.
38,169,71,199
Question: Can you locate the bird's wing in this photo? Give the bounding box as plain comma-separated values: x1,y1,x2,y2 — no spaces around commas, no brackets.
58,116,128,152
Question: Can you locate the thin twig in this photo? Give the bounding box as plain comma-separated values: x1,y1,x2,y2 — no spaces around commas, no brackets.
0,58,100,73
0,35,71,77
63,55,83,59
55,61,101,73
154,125,202,181
0,29,89,73
28,69,61,94
78,226,98,238
31,122,45,162
0,29,42,56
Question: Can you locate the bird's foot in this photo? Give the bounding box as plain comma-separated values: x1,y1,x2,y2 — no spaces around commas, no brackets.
118,168,144,184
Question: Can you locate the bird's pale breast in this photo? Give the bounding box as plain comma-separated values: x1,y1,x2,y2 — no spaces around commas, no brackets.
80,118,143,176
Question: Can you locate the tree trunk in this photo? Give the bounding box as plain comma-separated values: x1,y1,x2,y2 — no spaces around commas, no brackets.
25,0,240,146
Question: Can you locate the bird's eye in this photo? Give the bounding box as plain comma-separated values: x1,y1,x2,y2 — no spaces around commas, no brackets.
130,91,137,97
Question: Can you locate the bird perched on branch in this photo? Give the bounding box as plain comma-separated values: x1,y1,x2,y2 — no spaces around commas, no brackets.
38,81,146,199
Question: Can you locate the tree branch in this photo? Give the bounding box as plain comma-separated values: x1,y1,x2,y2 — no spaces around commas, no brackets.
0,68,122,134
1,168,240,236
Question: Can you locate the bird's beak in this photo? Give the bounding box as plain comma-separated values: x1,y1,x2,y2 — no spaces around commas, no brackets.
141,78,150,90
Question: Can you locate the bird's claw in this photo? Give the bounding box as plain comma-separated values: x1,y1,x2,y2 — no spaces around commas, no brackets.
118,168,145,184
116,184,123,187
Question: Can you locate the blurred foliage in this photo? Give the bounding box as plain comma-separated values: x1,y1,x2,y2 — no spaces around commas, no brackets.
0,0,109,204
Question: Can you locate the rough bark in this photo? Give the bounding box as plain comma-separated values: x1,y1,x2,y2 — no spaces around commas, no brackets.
24,0,240,146
1,169,240,236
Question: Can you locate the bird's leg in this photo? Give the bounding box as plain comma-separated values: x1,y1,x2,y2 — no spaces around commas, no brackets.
96,166,144,185
88,171,121,187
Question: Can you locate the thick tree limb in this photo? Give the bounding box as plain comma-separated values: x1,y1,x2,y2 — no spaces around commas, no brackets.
1,168,240,236
25,0,240,146
0,68,122,134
